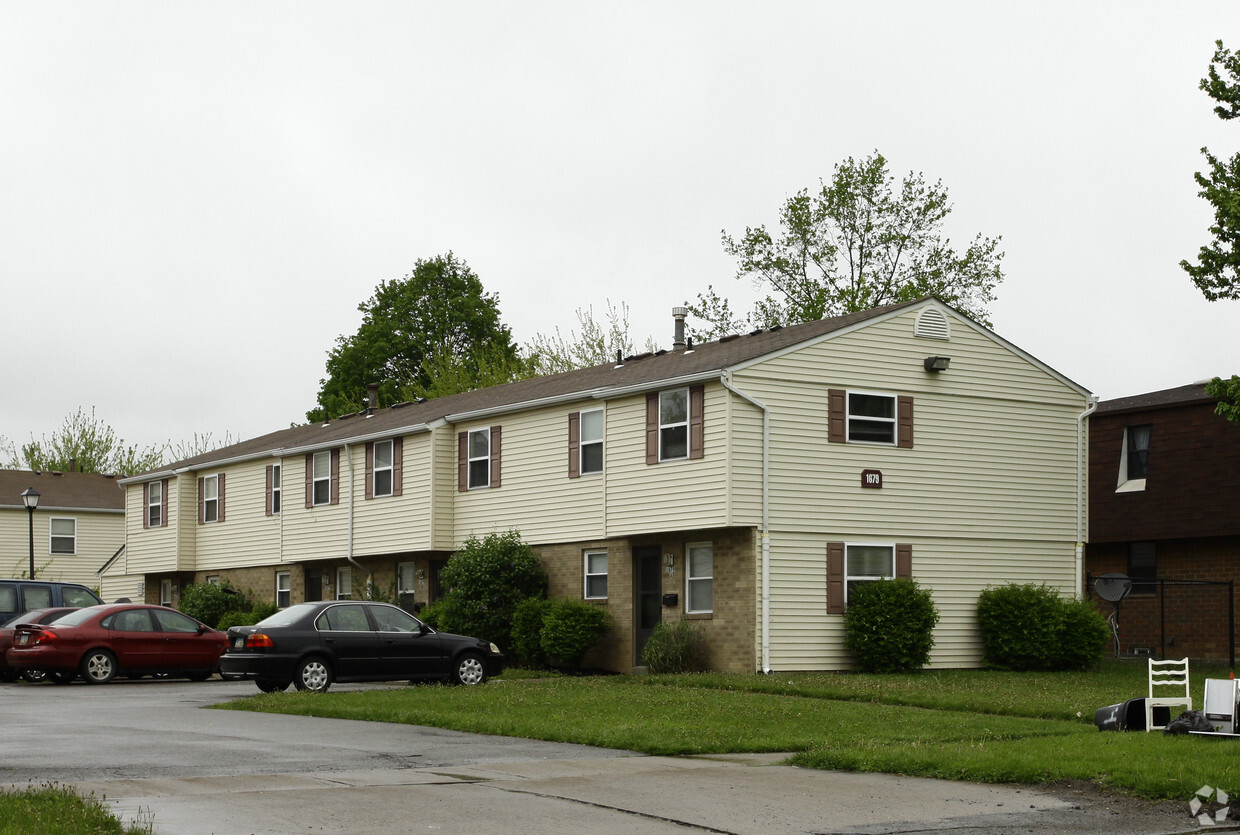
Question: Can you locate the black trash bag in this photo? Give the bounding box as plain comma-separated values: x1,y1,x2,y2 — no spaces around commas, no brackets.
1164,710,1215,735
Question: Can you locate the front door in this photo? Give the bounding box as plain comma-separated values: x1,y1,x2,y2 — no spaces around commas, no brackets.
305,570,323,602
634,546,662,665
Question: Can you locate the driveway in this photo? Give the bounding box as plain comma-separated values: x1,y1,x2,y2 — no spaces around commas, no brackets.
1,678,1199,834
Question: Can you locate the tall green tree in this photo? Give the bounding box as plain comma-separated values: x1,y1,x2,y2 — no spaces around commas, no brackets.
309,253,523,420
7,407,167,476
691,152,1004,338
524,300,657,376
1182,40,1240,300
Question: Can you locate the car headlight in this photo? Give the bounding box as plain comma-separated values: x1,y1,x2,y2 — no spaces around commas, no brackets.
489,643,501,654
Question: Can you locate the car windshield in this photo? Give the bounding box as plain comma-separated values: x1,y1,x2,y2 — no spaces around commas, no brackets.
255,604,316,628
48,606,106,627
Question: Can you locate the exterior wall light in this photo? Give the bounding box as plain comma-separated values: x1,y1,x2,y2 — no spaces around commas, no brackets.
923,356,951,372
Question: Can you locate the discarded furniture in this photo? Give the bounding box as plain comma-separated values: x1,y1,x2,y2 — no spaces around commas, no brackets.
1203,678,1240,734
1145,657,1192,732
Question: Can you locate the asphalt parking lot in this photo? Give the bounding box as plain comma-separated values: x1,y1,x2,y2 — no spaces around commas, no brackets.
0,677,1203,834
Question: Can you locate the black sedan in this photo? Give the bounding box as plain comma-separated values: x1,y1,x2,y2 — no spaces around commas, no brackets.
219,601,504,693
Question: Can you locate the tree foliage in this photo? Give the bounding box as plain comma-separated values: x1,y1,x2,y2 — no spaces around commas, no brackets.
7,407,166,476
1206,375,1240,423
691,152,1003,339
525,300,658,376
309,253,523,421
433,530,547,652
1182,40,1240,300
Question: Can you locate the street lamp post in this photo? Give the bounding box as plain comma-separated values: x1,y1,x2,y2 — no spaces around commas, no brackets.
21,487,40,580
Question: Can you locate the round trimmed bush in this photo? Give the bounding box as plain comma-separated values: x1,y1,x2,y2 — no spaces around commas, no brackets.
434,530,547,652
977,583,1107,671
540,598,610,669
843,578,939,673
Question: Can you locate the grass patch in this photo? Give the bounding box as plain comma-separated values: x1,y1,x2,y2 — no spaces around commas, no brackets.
0,783,151,835
216,660,1240,800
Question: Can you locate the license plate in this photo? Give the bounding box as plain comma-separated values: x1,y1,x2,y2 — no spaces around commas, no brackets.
17,634,29,646
233,637,245,648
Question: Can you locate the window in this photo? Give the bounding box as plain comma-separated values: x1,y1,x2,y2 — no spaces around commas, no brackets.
112,609,156,632
659,389,689,460
267,463,281,515
313,451,332,505
146,480,163,528
686,542,713,613
468,428,490,489
1128,542,1157,596
336,568,353,600
206,575,220,586
153,609,201,633
276,571,291,608
373,439,394,497
1117,425,1151,492
584,550,608,599
202,475,219,523
844,543,895,602
160,578,173,607
580,409,603,474
398,562,417,597
316,604,370,631
847,392,896,444
49,517,76,555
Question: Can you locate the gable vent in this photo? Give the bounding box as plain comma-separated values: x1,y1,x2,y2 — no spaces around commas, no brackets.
914,308,951,340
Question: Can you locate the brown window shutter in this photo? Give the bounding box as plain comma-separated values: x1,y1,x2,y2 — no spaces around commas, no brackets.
218,473,226,523
827,541,845,614
645,392,659,465
364,442,375,500
458,432,468,492
828,389,846,443
330,449,340,505
490,425,502,488
265,465,273,516
197,477,205,525
896,543,913,578
392,437,403,497
161,479,168,526
689,385,705,459
568,412,580,478
143,483,150,529
304,453,313,508
897,396,914,449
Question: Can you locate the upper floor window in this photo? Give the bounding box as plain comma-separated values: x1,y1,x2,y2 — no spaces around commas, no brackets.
847,392,896,444
580,408,603,474
49,517,76,555
468,428,490,489
646,386,705,464
268,463,282,515
374,439,394,496
1117,425,1151,492
201,474,220,523
146,480,163,528
313,451,332,505
686,542,714,613
660,389,689,460
584,550,608,599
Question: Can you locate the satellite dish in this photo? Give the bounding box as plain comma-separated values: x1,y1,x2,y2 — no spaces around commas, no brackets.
1095,573,1132,603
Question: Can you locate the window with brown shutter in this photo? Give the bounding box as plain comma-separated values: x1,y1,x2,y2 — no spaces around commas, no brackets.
828,542,913,613
489,425,502,488
829,389,913,447
647,386,704,463
568,412,580,479
827,542,845,614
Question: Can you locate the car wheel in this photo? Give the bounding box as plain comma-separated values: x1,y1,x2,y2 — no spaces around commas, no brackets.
452,653,487,686
255,678,289,693
293,657,332,693
19,669,48,684
186,671,212,682
80,650,117,684
49,672,75,685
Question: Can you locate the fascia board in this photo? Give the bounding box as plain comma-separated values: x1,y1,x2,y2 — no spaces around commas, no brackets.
592,371,724,401
446,390,610,424
279,424,432,458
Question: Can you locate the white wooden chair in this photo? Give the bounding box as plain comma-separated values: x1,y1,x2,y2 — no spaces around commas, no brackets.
1145,657,1192,732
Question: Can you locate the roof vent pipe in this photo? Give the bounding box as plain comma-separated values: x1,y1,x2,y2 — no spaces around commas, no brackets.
672,306,688,351
366,382,379,414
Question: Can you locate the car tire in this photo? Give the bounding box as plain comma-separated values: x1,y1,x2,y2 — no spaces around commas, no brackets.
292,657,332,693
49,672,75,685
80,649,117,684
19,669,48,684
186,671,212,682
255,678,289,693
452,652,487,686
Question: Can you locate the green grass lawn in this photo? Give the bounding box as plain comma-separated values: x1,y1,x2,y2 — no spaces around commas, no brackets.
0,783,151,835
216,661,1240,801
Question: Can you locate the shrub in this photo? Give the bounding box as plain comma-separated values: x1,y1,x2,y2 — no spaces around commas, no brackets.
641,620,710,673
977,583,1108,671
843,578,939,673
540,599,610,669
216,601,279,631
434,530,548,652
179,582,246,628
511,598,552,667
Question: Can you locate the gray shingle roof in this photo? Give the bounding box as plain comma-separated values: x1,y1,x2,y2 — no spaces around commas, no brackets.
0,469,125,511
1095,382,1216,415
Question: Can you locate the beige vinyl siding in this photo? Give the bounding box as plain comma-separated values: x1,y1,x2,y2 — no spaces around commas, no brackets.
192,463,284,571
124,481,180,575
0,507,122,587
723,390,764,526
353,435,434,555
430,425,457,550
452,402,607,545
766,533,1077,670
280,453,350,561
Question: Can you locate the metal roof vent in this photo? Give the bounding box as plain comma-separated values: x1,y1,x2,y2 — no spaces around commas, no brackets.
914,307,951,340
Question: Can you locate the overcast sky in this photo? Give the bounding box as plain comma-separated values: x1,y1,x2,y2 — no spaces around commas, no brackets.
2,2,1237,459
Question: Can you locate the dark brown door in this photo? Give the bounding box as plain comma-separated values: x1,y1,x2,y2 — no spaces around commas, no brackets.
634,546,662,664
305,570,323,602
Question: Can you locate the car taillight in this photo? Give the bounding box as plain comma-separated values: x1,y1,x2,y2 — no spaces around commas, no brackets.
30,629,56,644
245,633,275,649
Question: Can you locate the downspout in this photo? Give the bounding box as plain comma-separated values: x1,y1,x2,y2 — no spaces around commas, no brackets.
1076,395,1099,599
721,370,771,674
343,444,370,594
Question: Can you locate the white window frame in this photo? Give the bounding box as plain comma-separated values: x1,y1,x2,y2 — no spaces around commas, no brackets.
685,541,713,614
467,428,490,489
148,480,162,527
580,408,604,475
160,578,173,607
206,575,221,586
1117,425,1150,493
659,388,689,461
312,451,332,506
846,391,897,445
49,517,76,555
844,542,896,603
584,550,608,599
374,439,394,497
203,474,219,523
336,567,353,600
276,571,291,608
272,463,282,513
397,562,417,596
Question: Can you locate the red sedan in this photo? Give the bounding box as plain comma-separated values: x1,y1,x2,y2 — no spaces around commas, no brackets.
5,604,228,684
0,607,78,683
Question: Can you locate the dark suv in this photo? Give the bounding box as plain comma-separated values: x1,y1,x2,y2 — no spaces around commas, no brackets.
0,580,102,626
